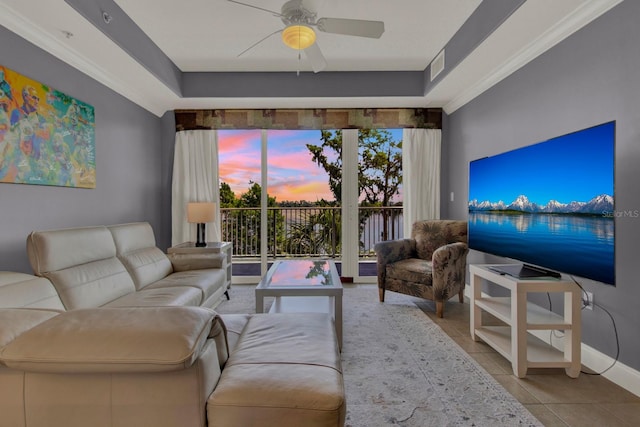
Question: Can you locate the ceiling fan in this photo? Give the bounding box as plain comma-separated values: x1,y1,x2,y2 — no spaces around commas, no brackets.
227,0,385,73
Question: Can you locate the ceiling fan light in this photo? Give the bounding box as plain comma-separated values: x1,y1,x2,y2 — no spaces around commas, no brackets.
282,25,316,50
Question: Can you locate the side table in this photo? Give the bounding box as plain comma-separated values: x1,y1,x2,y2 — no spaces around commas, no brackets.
167,242,232,299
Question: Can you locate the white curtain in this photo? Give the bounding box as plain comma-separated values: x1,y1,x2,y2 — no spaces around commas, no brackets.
402,128,441,237
171,130,221,246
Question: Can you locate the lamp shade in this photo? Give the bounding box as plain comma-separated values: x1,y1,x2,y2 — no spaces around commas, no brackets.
187,202,215,223
282,25,316,50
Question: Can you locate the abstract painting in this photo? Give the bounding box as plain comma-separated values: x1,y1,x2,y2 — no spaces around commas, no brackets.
0,65,95,188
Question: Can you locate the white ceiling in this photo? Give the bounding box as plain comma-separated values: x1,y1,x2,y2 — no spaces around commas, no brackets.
114,0,482,73
0,0,623,116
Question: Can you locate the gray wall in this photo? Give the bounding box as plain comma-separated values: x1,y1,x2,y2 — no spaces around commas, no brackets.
0,25,166,273
444,1,640,370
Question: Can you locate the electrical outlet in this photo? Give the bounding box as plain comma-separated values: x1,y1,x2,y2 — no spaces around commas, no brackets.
584,291,594,310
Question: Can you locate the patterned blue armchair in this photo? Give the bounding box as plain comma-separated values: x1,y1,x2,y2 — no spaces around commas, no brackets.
374,220,469,318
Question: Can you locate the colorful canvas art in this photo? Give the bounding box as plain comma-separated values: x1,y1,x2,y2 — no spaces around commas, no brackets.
0,65,95,188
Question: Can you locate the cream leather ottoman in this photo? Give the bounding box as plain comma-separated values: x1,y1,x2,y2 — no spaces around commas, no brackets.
208,313,346,427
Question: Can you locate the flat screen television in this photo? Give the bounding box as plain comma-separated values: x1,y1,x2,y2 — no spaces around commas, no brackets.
468,121,615,285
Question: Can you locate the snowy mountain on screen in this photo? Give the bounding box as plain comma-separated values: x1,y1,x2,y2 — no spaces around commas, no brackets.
506,195,538,212
469,194,613,214
543,200,568,213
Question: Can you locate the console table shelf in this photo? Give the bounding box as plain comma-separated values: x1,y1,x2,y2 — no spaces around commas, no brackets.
470,264,581,378
475,297,573,330
474,326,572,368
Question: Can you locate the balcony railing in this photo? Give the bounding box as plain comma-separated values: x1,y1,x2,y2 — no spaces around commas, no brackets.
220,206,403,259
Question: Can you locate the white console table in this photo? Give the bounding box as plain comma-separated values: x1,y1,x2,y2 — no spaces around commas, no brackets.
469,264,581,378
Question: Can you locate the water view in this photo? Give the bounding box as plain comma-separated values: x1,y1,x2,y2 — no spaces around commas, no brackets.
468,211,614,284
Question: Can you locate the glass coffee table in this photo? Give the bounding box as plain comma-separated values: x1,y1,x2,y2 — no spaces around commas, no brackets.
255,259,343,349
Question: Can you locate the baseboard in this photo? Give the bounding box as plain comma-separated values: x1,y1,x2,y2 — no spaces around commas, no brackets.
464,285,640,398
528,329,640,398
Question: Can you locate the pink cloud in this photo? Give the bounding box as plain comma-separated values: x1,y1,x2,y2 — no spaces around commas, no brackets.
218,130,260,156
268,150,316,171
268,180,333,202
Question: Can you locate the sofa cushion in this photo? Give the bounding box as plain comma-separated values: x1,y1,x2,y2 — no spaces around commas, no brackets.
0,272,65,310
208,313,345,426
109,223,173,290
145,269,225,302
103,286,203,308
27,226,136,310
108,222,158,254
46,258,136,310
0,308,60,348
386,258,434,286
0,307,216,373
118,247,174,290
27,226,116,274
224,313,340,367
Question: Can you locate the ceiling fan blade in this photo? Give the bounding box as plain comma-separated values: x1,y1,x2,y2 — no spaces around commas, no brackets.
316,17,384,38
237,29,283,57
304,42,327,73
226,0,283,17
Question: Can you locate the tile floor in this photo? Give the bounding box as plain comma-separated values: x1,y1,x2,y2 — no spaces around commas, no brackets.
413,296,640,427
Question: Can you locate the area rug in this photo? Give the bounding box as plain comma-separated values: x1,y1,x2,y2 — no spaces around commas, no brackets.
214,285,543,427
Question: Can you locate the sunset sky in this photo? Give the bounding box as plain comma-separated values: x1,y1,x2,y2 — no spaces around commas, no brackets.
218,128,403,203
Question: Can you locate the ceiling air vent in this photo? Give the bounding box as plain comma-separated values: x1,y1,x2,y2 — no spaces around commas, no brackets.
430,49,445,82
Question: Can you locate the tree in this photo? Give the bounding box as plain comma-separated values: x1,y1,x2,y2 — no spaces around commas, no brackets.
358,129,402,207
307,129,402,204
218,181,243,253
238,181,268,207
306,129,402,242
358,130,403,241
284,200,340,256
233,181,285,256
306,130,344,202
219,182,236,208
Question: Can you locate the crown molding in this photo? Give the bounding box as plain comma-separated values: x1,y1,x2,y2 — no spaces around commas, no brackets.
0,2,172,117
443,0,623,115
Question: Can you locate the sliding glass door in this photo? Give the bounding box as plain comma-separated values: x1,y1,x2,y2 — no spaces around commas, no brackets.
218,128,403,282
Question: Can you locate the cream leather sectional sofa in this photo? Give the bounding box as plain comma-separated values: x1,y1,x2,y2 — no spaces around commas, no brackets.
0,222,346,427
27,222,228,309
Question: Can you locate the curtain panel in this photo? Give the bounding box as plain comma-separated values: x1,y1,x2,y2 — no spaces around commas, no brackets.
172,130,221,246
402,128,442,236
175,108,441,131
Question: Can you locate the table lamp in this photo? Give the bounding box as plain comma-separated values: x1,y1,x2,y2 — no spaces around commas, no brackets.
187,202,215,247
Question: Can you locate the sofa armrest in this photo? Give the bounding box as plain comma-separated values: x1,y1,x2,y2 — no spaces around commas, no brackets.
0,308,61,349
431,242,469,300
168,252,226,272
0,306,222,374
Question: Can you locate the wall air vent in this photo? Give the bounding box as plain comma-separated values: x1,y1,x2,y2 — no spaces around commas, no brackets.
430,49,445,82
